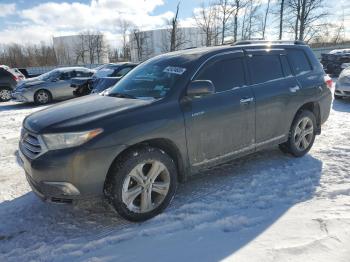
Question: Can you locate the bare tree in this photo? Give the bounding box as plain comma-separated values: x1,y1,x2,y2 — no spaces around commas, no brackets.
162,2,188,52
288,0,328,41
130,28,151,62
74,33,88,64
117,18,133,60
193,2,220,46
241,0,261,40
278,0,285,39
262,0,271,39
0,43,57,67
217,0,236,44
233,0,247,42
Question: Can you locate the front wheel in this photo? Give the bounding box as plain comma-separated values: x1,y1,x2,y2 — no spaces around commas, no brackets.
0,87,12,102
279,110,316,157
105,146,177,222
34,89,52,105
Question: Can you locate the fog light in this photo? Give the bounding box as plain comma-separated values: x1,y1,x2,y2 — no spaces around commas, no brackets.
43,182,80,196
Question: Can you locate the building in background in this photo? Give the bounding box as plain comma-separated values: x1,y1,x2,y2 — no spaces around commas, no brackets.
53,34,109,65
129,27,207,62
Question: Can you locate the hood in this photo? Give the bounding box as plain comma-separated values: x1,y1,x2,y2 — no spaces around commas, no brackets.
17,77,44,88
24,94,154,133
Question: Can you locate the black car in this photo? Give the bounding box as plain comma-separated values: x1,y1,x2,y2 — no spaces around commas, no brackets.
0,67,21,102
19,41,332,222
90,77,122,94
71,62,137,96
321,49,350,76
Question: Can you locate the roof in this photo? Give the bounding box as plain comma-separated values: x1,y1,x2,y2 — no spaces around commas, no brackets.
157,40,308,61
55,67,92,72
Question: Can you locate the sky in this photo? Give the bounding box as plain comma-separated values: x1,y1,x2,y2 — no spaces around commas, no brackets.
0,0,349,48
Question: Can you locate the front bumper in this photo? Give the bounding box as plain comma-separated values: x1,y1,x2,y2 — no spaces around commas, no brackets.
19,134,126,201
12,91,34,102
335,81,350,97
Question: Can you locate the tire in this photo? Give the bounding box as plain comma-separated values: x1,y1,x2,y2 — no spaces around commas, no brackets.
34,89,52,105
105,146,177,222
0,87,12,102
279,110,317,157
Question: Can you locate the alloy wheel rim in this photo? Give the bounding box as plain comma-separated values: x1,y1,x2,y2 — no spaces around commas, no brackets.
294,117,314,151
122,160,170,213
0,89,11,100
37,92,49,103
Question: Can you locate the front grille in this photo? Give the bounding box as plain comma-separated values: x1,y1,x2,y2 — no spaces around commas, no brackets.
20,130,43,159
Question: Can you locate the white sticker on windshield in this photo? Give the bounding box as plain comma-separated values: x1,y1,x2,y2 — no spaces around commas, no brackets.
163,66,186,75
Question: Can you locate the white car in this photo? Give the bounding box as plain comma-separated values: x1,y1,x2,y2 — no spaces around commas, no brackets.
335,68,350,99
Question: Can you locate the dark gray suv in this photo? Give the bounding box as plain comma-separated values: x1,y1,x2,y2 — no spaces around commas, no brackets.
19,41,332,221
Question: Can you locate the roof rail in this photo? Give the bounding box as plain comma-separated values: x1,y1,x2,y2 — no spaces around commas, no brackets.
232,40,306,46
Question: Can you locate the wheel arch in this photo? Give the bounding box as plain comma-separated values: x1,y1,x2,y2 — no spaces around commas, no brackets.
34,88,53,101
104,138,187,192
293,102,321,134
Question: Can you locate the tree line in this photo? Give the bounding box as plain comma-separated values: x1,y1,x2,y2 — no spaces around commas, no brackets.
0,0,348,67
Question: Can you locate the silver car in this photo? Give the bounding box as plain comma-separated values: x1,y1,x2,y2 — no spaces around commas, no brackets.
12,67,94,104
335,67,350,99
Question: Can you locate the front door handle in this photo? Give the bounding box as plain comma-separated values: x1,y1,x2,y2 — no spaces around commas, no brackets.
240,97,254,104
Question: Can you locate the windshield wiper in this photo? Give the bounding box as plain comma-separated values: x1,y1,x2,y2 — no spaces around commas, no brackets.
108,92,137,99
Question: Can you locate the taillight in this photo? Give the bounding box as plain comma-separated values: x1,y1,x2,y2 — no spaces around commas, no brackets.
12,74,20,81
324,75,333,89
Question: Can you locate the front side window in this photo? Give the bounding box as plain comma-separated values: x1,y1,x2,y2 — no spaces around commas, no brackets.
108,59,187,99
115,67,133,77
60,71,75,80
94,66,116,78
287,49,312,75
249,55,284,84
195,58,246,93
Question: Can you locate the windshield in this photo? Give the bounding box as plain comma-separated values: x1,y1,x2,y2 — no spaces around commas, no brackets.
93,66,117,78
107,59,187,99
37,69,59,81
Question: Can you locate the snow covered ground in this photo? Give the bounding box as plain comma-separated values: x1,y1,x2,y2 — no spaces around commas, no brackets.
1,96,350,262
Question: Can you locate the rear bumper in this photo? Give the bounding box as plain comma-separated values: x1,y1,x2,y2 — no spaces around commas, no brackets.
319,89,332,126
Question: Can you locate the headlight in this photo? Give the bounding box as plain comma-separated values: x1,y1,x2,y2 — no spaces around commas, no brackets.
42,128,103,150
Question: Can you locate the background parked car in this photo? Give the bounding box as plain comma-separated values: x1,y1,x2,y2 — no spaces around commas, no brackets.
12,67,94,104
335,67,350,99
90,77,122,94
0,66,22,102
321,49,350,76
71,62,137,96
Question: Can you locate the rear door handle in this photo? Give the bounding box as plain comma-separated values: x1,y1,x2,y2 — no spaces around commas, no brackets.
289,86,300,93
240,97,254,104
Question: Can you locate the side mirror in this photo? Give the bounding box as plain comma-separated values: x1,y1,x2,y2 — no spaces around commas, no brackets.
187,80,215,97
51,78,59,82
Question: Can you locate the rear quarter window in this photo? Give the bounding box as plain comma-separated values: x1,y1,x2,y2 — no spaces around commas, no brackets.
287,49,312,75
249,55,284,84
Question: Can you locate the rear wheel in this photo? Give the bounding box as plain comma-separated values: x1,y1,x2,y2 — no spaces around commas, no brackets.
34,89,52,105
279,110,316,157
105,146,177,222
0,87,12,102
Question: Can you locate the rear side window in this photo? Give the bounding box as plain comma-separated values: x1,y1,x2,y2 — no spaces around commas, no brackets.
195,58,246,93
280,56,292,77
287,49,312,75
249,55,284,84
